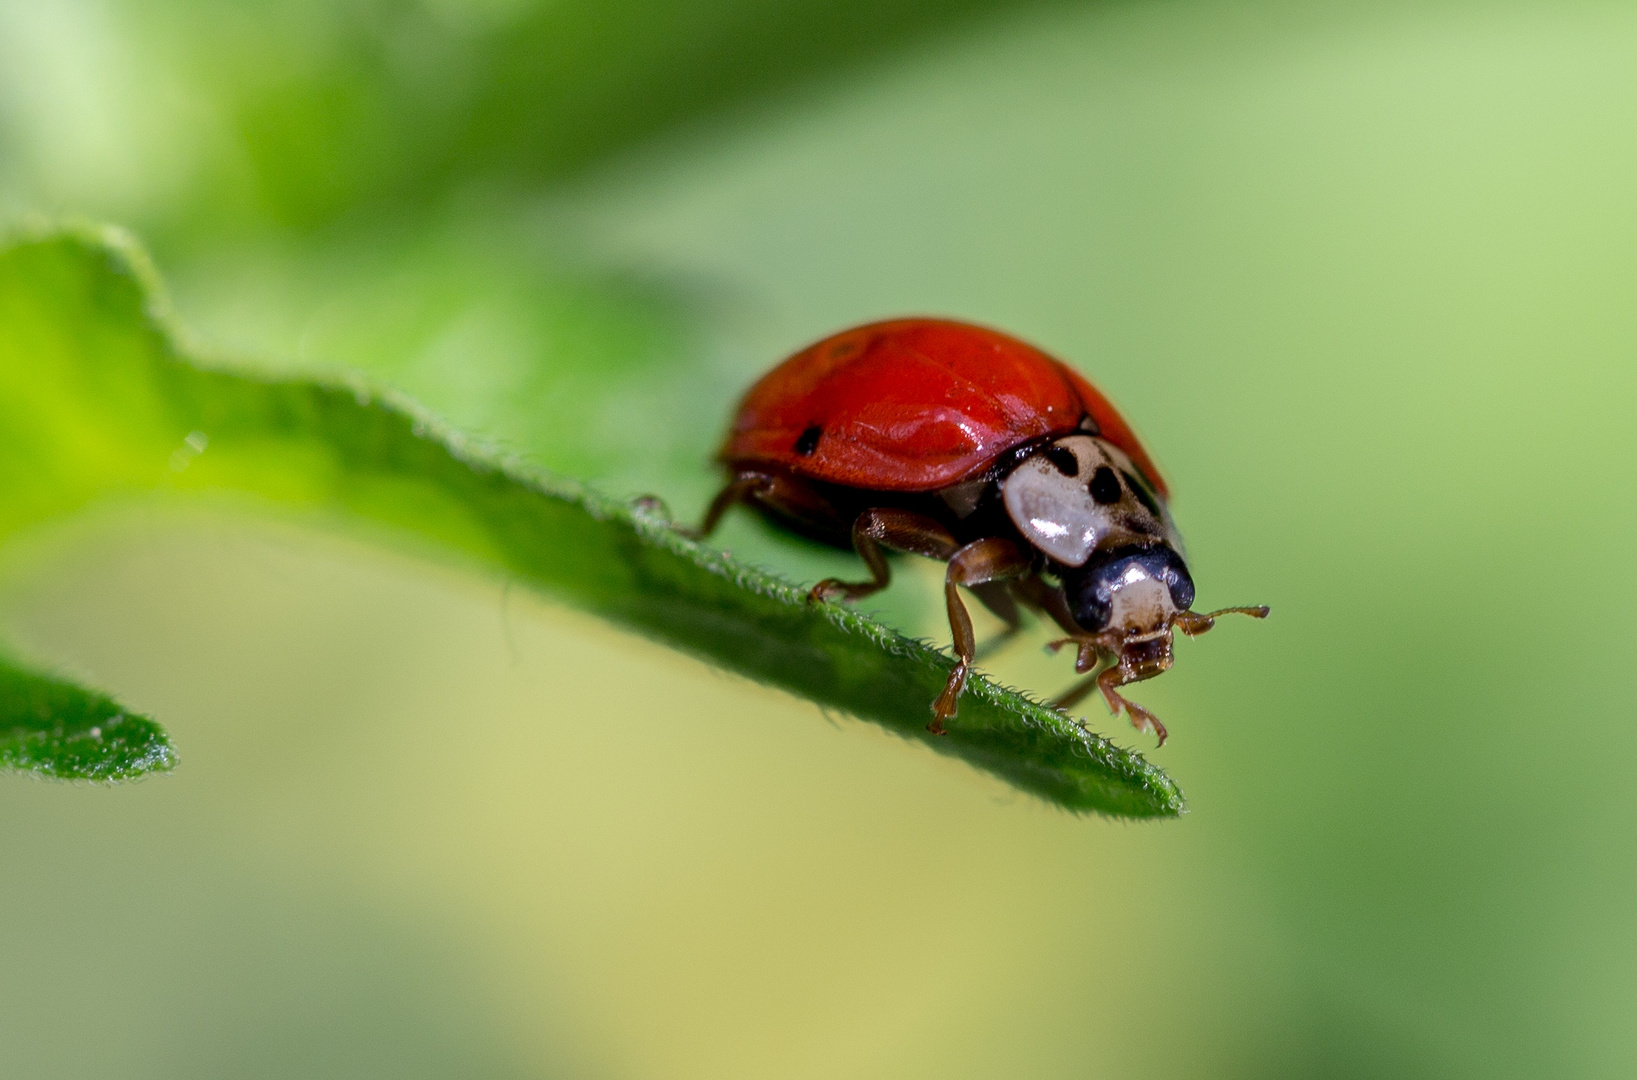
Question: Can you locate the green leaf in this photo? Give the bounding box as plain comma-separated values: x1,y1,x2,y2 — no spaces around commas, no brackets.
0,652,177,782
0,222,1182,816
107,0,1047,234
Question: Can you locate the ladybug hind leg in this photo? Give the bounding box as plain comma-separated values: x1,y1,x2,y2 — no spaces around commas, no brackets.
687,467,845,541
685,472,768,540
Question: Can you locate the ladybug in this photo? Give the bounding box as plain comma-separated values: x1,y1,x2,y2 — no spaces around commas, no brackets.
692,318,1266,744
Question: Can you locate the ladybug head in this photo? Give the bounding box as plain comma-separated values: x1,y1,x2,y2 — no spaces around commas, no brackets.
1060,544,1195,635
1000,434,1179,569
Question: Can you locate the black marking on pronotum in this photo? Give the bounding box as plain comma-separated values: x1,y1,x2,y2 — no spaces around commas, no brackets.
1044,444,1080,477
992,434,1061,478
794,425,822,456
1089,465,1122,505
1122,470,1162,516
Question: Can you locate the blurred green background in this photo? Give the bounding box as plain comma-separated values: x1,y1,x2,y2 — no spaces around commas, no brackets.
3,0,1637,1076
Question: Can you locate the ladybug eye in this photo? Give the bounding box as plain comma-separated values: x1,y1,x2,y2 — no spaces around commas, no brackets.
1089,466,1122,505
1043,445,1079,477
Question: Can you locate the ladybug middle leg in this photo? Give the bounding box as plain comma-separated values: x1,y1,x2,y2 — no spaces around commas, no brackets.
809,510,1031,733
809,508,960,602
929,537,1032,732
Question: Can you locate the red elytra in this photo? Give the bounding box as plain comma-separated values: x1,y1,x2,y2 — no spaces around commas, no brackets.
720,318,1168,498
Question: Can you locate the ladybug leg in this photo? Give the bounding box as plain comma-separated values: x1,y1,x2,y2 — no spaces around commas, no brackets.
687,470,778,539
1050,643,1169,746
930,538,1032,734
1096,665,1169,747
1048,664,1169,744
686,468,842,540
1048,636,1117,711
809,508,959,603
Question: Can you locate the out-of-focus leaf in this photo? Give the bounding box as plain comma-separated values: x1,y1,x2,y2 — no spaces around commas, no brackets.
0,653,176,782
0,223,1181,815
132,0,1054,234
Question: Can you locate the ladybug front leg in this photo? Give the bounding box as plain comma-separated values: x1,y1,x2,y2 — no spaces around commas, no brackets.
1095,665,1170,747
930,538,1032,734
1047,634,1119,712
1050,641,1170,747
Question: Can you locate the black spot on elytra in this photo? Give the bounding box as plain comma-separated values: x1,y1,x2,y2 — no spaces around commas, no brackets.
1122,470,1162,516
794,426,822,456
1044,445,1079,477
1089,465,1122,504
